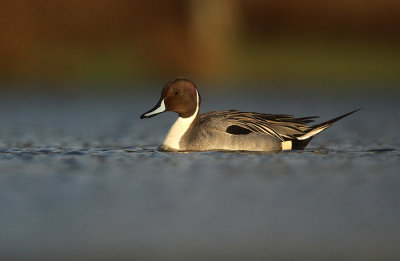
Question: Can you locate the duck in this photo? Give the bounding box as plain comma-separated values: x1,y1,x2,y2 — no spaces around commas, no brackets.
140,78,359,152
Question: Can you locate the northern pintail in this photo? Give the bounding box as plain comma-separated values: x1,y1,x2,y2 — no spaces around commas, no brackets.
140,78,358,152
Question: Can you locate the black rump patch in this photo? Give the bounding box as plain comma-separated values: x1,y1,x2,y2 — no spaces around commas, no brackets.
226,125,252,135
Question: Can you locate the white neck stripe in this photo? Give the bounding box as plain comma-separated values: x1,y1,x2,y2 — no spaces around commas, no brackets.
162,90,199,150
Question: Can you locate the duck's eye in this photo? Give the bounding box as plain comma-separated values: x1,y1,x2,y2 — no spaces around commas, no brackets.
173,91,178,95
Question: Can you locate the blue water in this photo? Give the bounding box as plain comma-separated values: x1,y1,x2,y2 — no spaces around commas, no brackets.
0,88,399,260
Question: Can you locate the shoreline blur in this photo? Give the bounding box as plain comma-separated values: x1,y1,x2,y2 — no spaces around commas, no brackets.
1,0,400,89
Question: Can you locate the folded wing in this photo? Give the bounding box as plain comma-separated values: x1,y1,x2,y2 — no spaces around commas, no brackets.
212,110,317,141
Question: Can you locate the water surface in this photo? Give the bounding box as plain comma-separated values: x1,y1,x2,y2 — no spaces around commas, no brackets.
0,89,399,260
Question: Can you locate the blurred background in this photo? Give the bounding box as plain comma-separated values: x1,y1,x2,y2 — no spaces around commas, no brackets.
1,0,400,90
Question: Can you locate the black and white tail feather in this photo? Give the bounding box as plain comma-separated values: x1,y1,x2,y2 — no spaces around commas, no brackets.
291,109,360,149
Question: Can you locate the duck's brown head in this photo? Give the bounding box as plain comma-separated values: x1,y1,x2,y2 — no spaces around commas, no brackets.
140,78,200,119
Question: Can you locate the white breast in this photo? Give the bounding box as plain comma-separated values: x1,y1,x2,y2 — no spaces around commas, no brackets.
162,91,199,150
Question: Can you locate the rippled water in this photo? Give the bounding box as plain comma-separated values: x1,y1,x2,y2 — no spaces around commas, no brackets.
0,88,399,260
